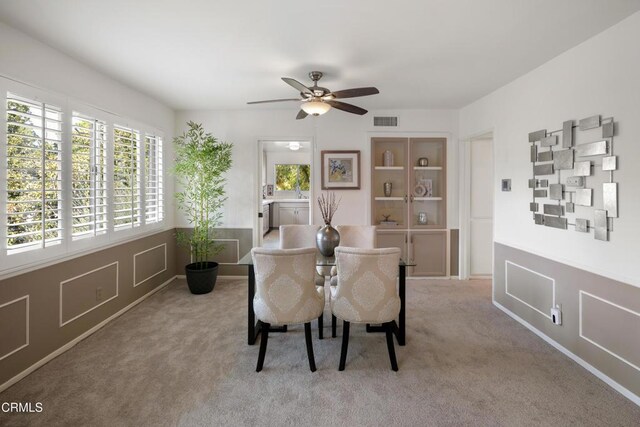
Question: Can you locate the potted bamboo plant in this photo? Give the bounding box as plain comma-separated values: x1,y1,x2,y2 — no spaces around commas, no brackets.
174,121,233,294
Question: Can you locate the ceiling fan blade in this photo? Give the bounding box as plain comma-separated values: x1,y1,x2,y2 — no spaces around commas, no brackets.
326,100,368,115
296,110,308,120
282,77,314,96
330,87,379,99
247,98,301,104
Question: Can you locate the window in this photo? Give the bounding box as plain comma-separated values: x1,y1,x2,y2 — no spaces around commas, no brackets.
2,86,166,270
5,94,63,252
113,125,142,230
275,164,310,191
145,134,163,223
71,113,108,238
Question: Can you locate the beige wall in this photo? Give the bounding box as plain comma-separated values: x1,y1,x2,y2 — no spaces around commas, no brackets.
175,228,253,277
0,230,177,389
494,242,640,399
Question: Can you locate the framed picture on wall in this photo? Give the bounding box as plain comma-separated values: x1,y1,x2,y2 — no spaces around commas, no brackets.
321,150,361,189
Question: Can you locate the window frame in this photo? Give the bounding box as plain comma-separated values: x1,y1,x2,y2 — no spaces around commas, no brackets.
5,92,65,253
70,110,109,241
0,79,167,277
144,133,163,224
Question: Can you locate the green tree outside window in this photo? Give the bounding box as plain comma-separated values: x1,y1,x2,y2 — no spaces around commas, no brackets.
275,164,310,191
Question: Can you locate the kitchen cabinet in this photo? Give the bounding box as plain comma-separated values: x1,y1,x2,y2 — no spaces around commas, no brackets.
262,204,270,235
278,207,297,226
274,202,309,226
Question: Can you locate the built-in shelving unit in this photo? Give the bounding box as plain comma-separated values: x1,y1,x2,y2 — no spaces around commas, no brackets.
413,166,443,171
371,137,449,277
374,197,405,201
374,166,405,171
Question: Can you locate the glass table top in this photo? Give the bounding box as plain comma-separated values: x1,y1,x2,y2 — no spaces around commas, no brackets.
238,251,415,267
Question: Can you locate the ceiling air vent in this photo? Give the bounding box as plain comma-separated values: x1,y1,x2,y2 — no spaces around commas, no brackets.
374,116,398,127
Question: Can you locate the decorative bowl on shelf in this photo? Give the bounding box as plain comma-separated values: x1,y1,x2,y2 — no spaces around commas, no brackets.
413,184,427,197
417,157,429,167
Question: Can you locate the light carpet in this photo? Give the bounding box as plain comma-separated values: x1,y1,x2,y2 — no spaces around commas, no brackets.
1,278,639,426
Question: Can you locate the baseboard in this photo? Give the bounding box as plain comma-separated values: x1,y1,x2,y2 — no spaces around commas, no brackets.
493,300,640,407
0,275,178,393
175,274,244,281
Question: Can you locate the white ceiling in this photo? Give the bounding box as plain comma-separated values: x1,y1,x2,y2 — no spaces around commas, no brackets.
264,141,311,153
1,0,639,111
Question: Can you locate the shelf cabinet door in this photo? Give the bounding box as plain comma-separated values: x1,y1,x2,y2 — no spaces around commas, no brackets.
410,231,447,276
371,137,408,229
408,137,447,229
376,231,408,261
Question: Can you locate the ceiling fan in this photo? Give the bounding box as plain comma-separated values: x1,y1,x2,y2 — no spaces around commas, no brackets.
247,71,379,120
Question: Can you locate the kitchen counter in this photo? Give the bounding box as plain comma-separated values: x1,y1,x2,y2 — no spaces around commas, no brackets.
262,199,310,205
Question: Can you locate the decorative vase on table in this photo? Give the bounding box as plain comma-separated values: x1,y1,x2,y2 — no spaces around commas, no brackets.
316,192,342,257
317,224,340,257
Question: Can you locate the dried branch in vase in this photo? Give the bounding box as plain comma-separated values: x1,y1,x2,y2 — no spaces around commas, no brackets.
317,192,341,225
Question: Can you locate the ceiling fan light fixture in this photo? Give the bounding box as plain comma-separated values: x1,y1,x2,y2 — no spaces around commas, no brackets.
288,141,301,151
301,100,331,116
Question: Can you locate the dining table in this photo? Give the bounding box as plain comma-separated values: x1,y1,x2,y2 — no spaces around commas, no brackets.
238,251,414,347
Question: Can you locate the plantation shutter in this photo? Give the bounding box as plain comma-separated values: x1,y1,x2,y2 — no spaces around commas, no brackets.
5,93,63,252
144,134,163,224
113,125,141,229
71,113,108,238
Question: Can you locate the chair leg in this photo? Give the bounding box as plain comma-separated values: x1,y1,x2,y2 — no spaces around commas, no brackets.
318,313,323,340
256,322,270,372
338,320,350,371
332,314,337,338
385,322,399,372
304,322,317,372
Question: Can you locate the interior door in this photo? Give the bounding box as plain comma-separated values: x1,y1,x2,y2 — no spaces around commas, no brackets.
469,138,494,277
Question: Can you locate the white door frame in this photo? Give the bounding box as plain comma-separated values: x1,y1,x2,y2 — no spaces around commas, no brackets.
459,130,494,280
254,136,315,248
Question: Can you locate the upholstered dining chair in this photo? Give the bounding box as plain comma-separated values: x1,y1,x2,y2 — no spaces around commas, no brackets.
335,225,377,248
330,225,377,336
279,224,326,339
251,247,325,372
330,246,401,371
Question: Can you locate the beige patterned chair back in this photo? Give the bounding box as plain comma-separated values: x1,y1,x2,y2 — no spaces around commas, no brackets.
251,247,324,325
331,247,401,324
335,225,377,249
279,225,320,249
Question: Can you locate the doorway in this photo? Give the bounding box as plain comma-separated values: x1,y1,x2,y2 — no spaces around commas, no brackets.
255,139,314,249
461,132,494,279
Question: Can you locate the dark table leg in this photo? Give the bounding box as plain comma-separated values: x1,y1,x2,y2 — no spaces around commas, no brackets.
398,264,406,346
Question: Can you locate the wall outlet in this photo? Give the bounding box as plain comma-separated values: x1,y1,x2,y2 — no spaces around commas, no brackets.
551,305,562,325
96,287,103,301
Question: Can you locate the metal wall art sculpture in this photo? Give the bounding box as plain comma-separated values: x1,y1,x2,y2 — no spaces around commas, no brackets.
528,115,618,241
